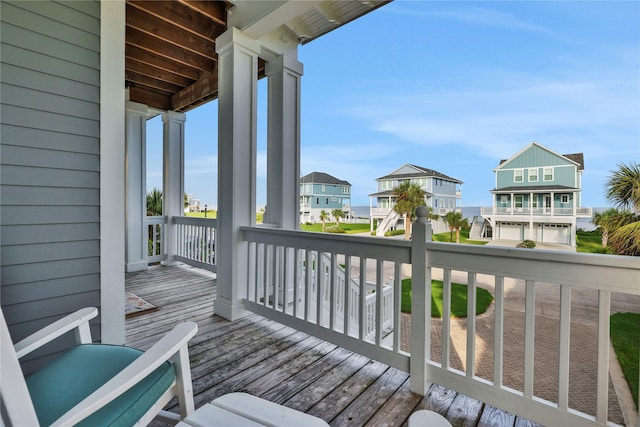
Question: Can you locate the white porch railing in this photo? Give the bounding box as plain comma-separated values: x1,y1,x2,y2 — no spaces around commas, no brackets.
175,216,217,272
146,216,167,263
482,206,594,217
144,216,217,271
239,210,640,427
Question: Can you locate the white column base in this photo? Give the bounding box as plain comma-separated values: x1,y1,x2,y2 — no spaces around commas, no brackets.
214,298,251,321
125,260,148,273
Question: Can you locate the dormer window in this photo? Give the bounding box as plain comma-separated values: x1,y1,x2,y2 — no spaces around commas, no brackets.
514,169,524,183
544,167,554,181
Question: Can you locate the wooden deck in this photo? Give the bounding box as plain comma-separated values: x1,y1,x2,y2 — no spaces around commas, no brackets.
126,264,540,427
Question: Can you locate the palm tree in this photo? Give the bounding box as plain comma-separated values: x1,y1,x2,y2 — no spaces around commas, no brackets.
331,208,345,227
146,188,163,216
591,208,620,248
393,182,426,240
605,162,640,256
444,211,468,243
319,210,329,232
606,162,640,212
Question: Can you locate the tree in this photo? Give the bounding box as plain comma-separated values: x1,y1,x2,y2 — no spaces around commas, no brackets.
319,210,329,232
331,208,345,227
393,182,426,240
444,211,469,243
605,162,640,256
146,188,163,216
184,192,189,209
591,208,620,248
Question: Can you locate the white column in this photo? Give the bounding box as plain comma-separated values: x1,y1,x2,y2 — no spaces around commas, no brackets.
125,101,148,272
265,54,303,229
100,0,125,344
162,111,186,266
214,28,260,320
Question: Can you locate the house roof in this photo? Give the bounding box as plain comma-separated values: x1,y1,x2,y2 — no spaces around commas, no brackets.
301,172,351,186
497,142,584,171
125,0,390,112
369,189,433,197
491,185,579,193
376,164,463,184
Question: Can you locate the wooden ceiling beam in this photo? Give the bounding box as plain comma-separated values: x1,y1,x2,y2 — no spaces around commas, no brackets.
125,57,194,88
171,69,218,112
179,0,227,27
128,0,224,43
126,27,215,72
125,44,201,81
126,69,183,94
129,86,172,111
126,4,215,60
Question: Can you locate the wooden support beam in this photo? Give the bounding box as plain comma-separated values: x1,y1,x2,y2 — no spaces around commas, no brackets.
129,86,172,111
179,0,228,27
171,69,218,112
125,44,201,81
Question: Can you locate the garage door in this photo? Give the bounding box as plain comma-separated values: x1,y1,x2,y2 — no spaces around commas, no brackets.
543,224,569,244
499,223,523,240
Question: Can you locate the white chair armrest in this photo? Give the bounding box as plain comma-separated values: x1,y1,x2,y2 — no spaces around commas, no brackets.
51,321,198,427
14,307,98,359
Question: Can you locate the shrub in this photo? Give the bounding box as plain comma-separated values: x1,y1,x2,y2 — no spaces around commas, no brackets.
385,229,405,237
517,239,536,249
326,226,346,233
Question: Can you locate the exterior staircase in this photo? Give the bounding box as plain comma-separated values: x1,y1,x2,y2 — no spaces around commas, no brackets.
376,210,400,236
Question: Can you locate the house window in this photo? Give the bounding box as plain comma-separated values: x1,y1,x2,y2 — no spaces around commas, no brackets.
515,195,523,208
326,198,329,204
544,167,553,181
532,195,538,208
316,198,319,205
321,185,326,192
500,195,508,204
528,168,538,182
561,194,569,204
514,169,523,183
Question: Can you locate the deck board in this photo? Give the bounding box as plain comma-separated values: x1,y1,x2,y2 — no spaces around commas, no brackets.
126,264,530,427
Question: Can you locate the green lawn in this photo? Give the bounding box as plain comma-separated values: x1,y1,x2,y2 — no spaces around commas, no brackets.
610,312,639,409
401,278,493,317
432,229,488,245
185,211,217,219
576,230,610,254
299,222,371,234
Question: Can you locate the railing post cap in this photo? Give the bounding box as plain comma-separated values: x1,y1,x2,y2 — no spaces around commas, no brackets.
414,206,429,223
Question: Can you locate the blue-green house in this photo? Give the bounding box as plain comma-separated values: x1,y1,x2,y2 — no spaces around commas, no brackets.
481,142,592,246
300,172,351,223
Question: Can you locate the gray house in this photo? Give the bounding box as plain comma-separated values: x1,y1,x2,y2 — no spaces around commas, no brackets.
299,172,351,224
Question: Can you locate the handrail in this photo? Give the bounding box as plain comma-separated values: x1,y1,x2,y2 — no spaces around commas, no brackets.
238,223,639,427
175,216,217,272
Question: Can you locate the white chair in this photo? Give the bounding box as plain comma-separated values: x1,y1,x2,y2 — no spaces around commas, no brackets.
1,307,197,426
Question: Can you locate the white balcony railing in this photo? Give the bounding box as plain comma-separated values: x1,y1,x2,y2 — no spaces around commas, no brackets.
175,216,217,272
239,211,640,427
146,216,167,263
482,206,594,217
370,207,392,217
144,216,217,272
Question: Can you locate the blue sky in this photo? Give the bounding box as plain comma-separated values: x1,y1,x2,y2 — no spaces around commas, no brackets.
147,1,640,210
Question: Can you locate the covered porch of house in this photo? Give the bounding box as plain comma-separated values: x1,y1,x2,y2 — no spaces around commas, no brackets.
116,2,639,426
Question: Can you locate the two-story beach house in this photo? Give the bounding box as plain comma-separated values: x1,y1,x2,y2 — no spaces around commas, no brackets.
299,172,351,224
480,142,592,246
369,164,462,235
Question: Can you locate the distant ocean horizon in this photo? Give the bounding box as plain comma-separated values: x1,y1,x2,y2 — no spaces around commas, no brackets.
350,205,609,231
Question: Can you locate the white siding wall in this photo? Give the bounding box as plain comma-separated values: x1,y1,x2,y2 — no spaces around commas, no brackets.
0,0,101,372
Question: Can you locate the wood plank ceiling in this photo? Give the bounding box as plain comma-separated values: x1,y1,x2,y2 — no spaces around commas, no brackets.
125,0,231,112
125,1,391,113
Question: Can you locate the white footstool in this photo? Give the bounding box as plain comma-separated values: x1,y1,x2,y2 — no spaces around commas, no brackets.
408,409,452,427
177,392,329,426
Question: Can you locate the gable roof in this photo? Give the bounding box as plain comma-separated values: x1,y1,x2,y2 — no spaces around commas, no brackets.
496,142,584,171
301,172,351,186
377,164,463,184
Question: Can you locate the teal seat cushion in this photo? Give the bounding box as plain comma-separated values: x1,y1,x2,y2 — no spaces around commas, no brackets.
26,344,176,427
